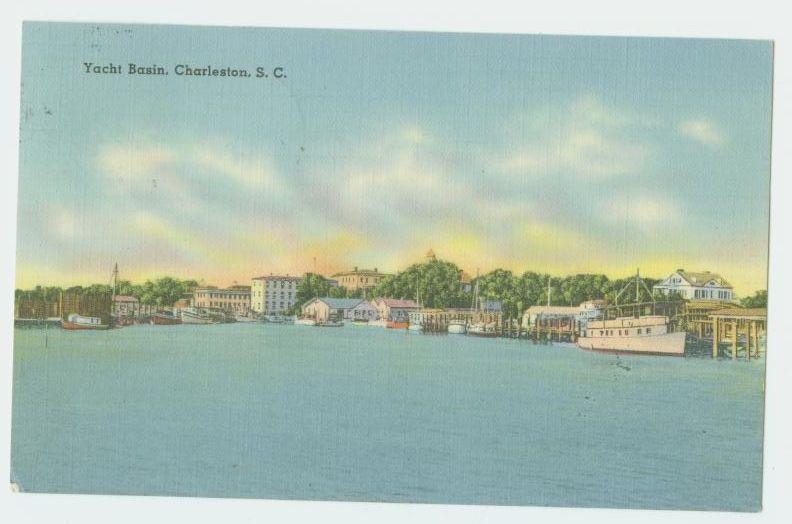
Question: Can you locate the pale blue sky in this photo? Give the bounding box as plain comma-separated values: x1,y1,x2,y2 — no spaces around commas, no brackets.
16,22,773,294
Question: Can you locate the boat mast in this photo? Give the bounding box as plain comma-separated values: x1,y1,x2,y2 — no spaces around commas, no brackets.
547,275,552,307
110,262,118,323
472,268,480,311
111,262,118,299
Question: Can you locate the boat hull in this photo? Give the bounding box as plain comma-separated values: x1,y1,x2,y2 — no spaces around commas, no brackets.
61,320,109,330
295,318,317,326
386,321,409,329
151,314,182,325
577,331,686,356
467,330,498,338
448,323,466,334
180,311,214,324
317,321,344,327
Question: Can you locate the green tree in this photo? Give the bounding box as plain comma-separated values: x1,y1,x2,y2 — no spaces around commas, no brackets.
371,259,468,308
476,269,522,318
295,273,338,307
740,290,767,308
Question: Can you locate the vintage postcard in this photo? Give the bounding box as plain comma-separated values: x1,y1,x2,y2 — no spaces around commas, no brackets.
12,22,772,511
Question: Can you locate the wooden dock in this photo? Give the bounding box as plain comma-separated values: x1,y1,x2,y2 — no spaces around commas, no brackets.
709,308,767,360
416,310,522,337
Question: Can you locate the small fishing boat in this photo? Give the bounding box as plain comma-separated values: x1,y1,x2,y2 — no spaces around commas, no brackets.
351,319,369,326
448,319,467,334
386,320,409,329
234,315,258,323
467,322,499,338
150,312,182,325
62,313,109,330
262,314,286,323
181,307,215,324
295,317,317,326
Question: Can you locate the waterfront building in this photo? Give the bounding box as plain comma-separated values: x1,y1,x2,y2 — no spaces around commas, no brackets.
172,296,192,315
478,299,503,313
522,300,605,330
349,300,379,321
112,295,140,318
653,269,735,301
372,298,420,322
301,297,364,322
193,286,251,315
250,275,302,315
522,306,579,329
331,267,389,292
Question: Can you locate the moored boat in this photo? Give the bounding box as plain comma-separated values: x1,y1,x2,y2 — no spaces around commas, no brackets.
317,320,344,327
407,322,423,332
151,312,182,325
295,317,317,326
448,319,467,334
62,313,109,330
180,307,215,324
368,319,388,328
577,315,685,356
467,322,498,338
386,320,409,329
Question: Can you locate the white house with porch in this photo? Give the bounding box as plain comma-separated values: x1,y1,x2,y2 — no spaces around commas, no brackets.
652,269,735,301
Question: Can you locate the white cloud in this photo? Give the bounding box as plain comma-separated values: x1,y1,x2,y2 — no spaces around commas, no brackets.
191,143,281,192
97,139,282,193
602,194,680,229
678,119,724,147
495,96,651,179
98,143,176,180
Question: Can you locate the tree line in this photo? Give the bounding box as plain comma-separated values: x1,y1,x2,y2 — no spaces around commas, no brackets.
17,264,768,318
293,260,677,318
15,277,199,308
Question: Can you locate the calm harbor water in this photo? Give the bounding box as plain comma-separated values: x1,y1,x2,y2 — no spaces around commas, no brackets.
11,324,765,511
